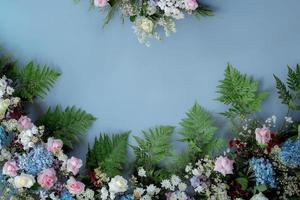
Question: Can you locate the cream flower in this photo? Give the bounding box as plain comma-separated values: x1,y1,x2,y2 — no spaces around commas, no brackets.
108,175,128,194
14,173,36,188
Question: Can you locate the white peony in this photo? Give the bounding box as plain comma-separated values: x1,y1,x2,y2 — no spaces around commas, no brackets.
108,175,128,194
14,173,36,188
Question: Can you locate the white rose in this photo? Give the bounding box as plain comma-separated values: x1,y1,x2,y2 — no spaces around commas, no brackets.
14,173,36,188
108,175,128,194
140,18,154,33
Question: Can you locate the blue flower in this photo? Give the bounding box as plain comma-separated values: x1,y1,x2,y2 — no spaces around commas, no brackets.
60,191,74,200
117,195,133,200
0,126,9,147
249,157,276,188
278,138,300,168
18,145,54,176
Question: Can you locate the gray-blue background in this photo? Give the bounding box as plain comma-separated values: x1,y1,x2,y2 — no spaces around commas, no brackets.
0,0,299,159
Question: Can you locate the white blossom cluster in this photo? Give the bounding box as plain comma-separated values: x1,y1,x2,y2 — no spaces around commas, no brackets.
161,175,188,200
157,0,186,19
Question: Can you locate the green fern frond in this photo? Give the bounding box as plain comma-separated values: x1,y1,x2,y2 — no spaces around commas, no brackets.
38,106,96,149
86,132,130,177
180,103,224,156
217,64,268,119
14,62,60,101
132,126,174,170
274,75,294,108
194,4,214,18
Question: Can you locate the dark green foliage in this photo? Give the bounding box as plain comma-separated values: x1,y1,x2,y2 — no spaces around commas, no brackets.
86,132,130,177
13,62,60,101
194,5,214,18
38,106,96,149
217,64,268,119
132,126,174,170
171,103,225,172
274,65,300,110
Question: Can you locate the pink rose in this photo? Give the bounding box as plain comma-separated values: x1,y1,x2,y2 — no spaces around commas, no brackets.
66,177,85,195
2,160,18,177
214,156,234,176
255,127,271,144
47,138,63,153
185,0,198,11
94,0,108,7
67,157,83,175
37,168,57,190
18,116,33,130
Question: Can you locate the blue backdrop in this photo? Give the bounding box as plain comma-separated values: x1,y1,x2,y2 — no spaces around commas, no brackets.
1,0,300,159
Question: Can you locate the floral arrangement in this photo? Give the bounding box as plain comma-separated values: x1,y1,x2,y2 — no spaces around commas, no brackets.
0,49,300,200
74,0,212,46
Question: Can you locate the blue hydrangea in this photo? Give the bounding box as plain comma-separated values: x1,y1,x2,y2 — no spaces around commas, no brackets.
18,145,54,176
249,157,276,188
0,126,9,147
117,195,133,200
278,138,300,168
60,191,74,200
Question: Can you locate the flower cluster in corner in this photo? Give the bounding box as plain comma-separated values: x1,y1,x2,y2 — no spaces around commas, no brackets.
0,76,94,200
76,0,212,46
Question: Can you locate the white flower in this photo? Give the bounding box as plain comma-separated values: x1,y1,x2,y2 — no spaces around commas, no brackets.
6,86,14,95
178,182,187,191
14,173,36,188
161,179,172,190
0,98,10,119
138,167,147,177
108,175,128,194
285,116,293,123
0,148,11,161
250,193,269,200
146,184,160,196
185,164,192,173
171,175,181,186
140,17,154,33
134,187,145,196
100,187,109,200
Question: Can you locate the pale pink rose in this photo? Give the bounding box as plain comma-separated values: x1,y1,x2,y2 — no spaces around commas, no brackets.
94,0,108,7
66,157,83,175
37,168,57,190
185,0,198,11
47,138,63,153
214,156,234,176
66,177,85,195
2,160,19,177
18,116,33,130
255,127,271,144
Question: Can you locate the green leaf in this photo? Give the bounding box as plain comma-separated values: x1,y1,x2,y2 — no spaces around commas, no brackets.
253,184,267,193
179,103,224,156
132,126,174,170
38,106,96,149
274,74,294,108
194,4,214,18
86,132,130,177
235,177,248,190
14,62,60,101
217,64,268,118
103,5,117,27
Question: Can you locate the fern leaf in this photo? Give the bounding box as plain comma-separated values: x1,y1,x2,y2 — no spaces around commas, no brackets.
38,106,96,149
86,132,130,177
14,62,60,101
179,103,224,157
132,126,174,169
217,64,268,118
274,75,293,108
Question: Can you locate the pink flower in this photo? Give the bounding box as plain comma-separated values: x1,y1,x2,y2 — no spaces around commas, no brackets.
2,160,18,177
67,157,83,175
255,127,271,144
66,177,85,195
18,116,33,130
94,0,108,7
47,138,63,153
214,156,234,176
185,0,198,11
37,168,57,190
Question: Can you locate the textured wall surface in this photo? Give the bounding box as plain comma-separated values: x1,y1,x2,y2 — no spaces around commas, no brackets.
0,0,300,159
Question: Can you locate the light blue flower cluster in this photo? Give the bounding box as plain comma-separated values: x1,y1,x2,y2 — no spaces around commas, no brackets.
60,191,74,200
249,157,276,188
278,139,300,168
18,145,54,176
117,195,133,200
0,127,9,147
